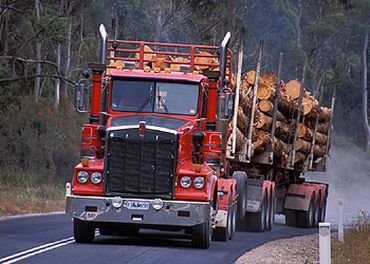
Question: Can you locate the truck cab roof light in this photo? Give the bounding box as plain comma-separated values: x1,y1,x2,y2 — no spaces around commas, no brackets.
154,67,161,73
124,61,137,69
144,66,151,72
164,68,171,73
180,65,190,73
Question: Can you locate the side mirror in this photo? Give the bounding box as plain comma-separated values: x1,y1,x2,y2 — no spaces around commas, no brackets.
224,92,234,120
218,92,234,121
74,80,88,113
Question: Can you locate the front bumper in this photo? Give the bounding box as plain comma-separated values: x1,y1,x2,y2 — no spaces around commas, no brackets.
66,194,211,227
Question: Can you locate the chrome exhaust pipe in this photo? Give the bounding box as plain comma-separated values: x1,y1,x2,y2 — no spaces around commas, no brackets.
219,31,231,86
99,24,108,64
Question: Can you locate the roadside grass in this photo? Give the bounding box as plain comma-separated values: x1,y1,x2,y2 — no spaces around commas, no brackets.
332,212,370,263
0,170,65,217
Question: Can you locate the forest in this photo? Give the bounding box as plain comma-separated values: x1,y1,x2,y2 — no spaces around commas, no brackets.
0,0,369,214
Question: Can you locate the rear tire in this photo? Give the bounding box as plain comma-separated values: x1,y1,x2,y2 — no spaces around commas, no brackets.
232,171,248,220
74,218,95,243
313,194,321,227
246,191,266,232
266,190,274,231
192,221,211,249
320,196,327,222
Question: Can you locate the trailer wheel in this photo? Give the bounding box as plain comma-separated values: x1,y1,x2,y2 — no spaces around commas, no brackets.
320,195,327,222
74,218,95,243
313,194,321,227
297,195,315,228
232,171,248,220
285,209,298,227
192,221,211,249
246,190,266,232
266,189,275,231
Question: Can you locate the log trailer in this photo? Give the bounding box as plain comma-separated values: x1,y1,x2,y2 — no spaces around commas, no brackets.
66,25,334,248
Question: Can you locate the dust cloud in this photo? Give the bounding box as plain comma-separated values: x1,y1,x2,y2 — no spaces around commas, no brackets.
305,141,370,225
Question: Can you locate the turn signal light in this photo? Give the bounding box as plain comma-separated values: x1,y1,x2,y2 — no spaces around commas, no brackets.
81,158,89,167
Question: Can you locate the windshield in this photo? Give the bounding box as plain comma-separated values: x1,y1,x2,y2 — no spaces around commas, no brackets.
111,79,199,115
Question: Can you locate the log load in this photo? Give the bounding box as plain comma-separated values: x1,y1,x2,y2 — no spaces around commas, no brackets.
234,69,333,169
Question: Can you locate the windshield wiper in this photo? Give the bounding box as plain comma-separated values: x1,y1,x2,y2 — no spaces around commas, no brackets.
158,95,169,113
138,85,153,111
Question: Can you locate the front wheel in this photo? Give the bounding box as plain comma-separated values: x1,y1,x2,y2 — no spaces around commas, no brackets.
192,221,211,249
74,218,95,243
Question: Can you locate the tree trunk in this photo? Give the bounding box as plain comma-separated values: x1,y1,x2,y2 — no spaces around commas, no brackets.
34,0,42,102
361,30,370,151
54,43,61,108
63,15,72,97
76,5,84,68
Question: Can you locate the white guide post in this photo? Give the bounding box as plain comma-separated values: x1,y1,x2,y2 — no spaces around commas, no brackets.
319,222,331,264
338,198,344,242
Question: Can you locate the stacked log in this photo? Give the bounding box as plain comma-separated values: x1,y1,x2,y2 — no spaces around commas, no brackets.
235,70,332,168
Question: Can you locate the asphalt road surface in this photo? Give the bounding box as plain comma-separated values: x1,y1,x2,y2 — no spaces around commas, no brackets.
0,213,318,264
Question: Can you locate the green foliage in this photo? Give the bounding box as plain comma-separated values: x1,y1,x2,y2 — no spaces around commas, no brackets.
0,96,83,181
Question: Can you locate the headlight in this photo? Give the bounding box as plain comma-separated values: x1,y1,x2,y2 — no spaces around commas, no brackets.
77,171,89,183
91,172,102,184
152,198,164,210
180,176,192,188
193,177,205,189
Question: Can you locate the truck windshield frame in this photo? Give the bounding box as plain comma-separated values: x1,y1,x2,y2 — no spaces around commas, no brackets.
111,79,200,116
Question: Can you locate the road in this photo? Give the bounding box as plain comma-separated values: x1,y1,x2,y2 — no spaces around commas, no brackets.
0,213,317,264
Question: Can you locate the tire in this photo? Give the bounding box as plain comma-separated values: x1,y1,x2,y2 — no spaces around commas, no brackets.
232,171,248,220
320,196,327,222
213,194,234,241
246,191,266,232
285,209,298,227
313,194,321,227
74,218,95,243
192,221,211,249
266,190,273,231
297,195,315,228
229,205,236,239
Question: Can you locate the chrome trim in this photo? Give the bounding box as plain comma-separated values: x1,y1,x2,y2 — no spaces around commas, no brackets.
107,125,177,135
66,195,210,226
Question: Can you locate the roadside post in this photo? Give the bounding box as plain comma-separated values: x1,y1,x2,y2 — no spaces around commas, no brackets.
319,222,331,264
338,198,344,242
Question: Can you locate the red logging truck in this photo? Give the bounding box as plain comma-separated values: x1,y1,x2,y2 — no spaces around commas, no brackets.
66,25,334,248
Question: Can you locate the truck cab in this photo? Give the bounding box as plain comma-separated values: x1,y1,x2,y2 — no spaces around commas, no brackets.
66,25,237,248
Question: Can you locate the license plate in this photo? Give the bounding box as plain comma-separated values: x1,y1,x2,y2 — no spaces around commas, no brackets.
126,201,150,210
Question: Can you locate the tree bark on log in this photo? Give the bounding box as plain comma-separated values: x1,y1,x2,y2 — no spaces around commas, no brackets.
253,130,271,153
295,138,326,156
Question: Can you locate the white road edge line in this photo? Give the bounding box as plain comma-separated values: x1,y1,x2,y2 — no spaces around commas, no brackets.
0,231,100,263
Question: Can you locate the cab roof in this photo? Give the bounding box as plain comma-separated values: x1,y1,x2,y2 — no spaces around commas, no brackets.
108,69,205,83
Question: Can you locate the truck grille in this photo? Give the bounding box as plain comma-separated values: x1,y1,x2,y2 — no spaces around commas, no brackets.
105,128,177,198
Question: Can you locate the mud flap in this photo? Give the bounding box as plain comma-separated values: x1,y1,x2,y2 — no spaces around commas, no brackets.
283,184,311,211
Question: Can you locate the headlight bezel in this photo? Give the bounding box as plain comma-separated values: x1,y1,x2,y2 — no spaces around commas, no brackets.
91,172,102,184
77,170,89,184
180,176,192,188
193,176,205,189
